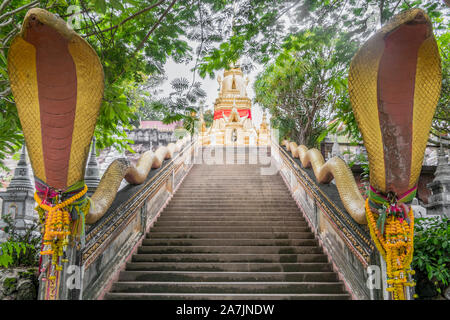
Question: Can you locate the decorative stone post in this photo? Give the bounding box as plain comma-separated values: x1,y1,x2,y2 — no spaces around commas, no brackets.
426,146,450,217
0,146,37,235
331,134,341,158
84,137,100,197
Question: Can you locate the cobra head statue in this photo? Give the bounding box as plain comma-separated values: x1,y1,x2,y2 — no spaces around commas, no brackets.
349,8,441,299
7,9,186,297
8,8,104,191
349,8,441,198
281,8,441,300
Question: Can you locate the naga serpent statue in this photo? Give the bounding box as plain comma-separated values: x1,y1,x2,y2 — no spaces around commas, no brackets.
6,7,441,300
282,8,441,300
7,8,188,296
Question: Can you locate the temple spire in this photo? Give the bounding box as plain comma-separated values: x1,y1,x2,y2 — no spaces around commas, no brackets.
7,145,33,192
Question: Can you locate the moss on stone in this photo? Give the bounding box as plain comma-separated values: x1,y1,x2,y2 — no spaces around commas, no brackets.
3,277,18,296
4,277,17,289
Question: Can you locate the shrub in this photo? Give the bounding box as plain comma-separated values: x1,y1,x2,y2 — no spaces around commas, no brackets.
0,214,41,268
412,216,450,298
0,241,30,268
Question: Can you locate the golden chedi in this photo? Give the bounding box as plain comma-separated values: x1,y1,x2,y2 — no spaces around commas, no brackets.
202,63,269,145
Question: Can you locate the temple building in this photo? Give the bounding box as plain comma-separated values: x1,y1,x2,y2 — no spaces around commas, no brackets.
200,63,269,145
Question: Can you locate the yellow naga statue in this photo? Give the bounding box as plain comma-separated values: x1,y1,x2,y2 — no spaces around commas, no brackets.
283,8,441,300
7,8,185,295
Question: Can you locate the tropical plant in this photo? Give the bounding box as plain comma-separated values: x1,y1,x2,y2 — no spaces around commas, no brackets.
203,109,214,127
0,0,313,169
0,240,29,268
412,216,450,298
0,214,41,268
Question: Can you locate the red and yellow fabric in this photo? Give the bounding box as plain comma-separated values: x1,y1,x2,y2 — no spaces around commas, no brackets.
214,109,252,120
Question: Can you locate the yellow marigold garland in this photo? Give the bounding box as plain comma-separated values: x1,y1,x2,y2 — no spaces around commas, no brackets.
365,198,416,300
34,184,88,280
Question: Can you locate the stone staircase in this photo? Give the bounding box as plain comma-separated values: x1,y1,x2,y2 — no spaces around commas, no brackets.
105,150,350,300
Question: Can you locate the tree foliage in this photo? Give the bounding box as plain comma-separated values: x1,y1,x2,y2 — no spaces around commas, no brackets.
0,0,448,171
413,216,450,298
304,0,450,146
254,28,357,147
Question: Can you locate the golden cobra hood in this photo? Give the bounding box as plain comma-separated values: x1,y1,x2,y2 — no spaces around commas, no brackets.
8,8,104,190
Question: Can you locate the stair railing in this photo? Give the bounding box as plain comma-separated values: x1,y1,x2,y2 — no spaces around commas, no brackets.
270,139,386,300
38,137,198,300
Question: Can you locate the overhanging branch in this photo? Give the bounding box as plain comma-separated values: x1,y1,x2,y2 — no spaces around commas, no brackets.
83,0,165,38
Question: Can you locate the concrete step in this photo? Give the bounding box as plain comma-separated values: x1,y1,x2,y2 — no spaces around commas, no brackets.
118,271,338,282
104,161,349,299
171,197,295,201
149,226,310,233
146,232,315,239
131,253,328,263
165,204,299,209
142,239,318,247
137,246,322,255
153,220,308,227
160,210,302,215
175,190,290,194
175,189,290,193
110,281,345,294
125,262,334,272
168,199,295,205
104,292,351,300
156,216,305,222
179,181,285,183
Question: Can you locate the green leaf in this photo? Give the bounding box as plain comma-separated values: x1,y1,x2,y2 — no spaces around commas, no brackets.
110,0,125,11
94,0,107,14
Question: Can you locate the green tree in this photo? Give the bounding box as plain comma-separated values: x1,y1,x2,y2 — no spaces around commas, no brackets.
305,0,450,146
203,109,214,127
0,0,307,169
0,0,448,171
254,28,356,147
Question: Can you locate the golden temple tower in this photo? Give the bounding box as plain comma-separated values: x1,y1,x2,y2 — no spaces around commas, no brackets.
201,63,269,145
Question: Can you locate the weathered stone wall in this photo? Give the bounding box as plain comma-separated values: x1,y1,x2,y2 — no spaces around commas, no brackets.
0,267,38,300
36,139,195,300
274,144,383,300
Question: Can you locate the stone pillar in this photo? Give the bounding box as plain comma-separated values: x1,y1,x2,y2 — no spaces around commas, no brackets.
411,198,427,218
0,146,37,238
84,137,101,197
426,147,450,218
331,134,341,158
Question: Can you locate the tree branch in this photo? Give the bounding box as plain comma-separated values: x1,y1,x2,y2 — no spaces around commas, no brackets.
83,0,165,37
110,0,178,86
0,0,12,15
134,0,177,54
0,17,13,28
0,1,39,21
392,0,402,14
187,0,205,99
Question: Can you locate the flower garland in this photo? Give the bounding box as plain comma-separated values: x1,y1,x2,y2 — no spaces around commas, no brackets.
365,192,416,300
34,179,89,281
